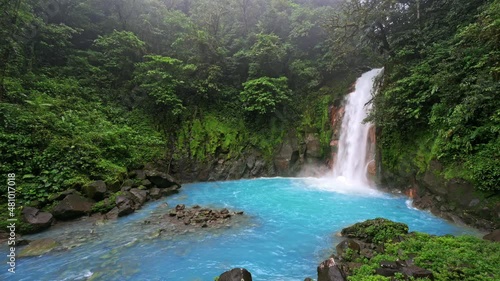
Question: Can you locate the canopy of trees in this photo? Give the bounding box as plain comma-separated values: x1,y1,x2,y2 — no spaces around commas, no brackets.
0,0,498,207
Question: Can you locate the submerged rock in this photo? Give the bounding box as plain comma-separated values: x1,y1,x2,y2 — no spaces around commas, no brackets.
218,268,252,281
19,238,59,257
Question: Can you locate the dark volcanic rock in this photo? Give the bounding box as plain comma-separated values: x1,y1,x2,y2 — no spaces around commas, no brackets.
401,265,434,280
115,195,134,217
340,218,409,243
162,205,244,229
22,207,53,232
218,268,252,281
83,180,107,201
130,169,147,180
145,170,179,188
161,185,181,197
48,189,78,202
149,187,162,200
483,229,500,242
375,267,399,277
52,194,94,220
318,258,346,281
129,188,148,206
336,239,361,257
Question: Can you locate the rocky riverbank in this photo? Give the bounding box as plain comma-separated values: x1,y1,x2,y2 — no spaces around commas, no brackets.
377,160,500,232
217,218,500,281
0,165,181,242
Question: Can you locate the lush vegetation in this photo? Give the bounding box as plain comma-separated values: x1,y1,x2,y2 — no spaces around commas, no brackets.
327,0,500,191
334,219,500,281
1,0,498,206
348,232,500,281
0,0,355,205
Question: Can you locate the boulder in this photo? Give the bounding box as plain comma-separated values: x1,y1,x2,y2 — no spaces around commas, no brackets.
48,189,78,202
22,207,53,232
401,265,434,280
483,229,500,242
129,188,148,206
121,179,136,188
130,170,147,180
149,187,162,200
336,239,361,257
375,267,399,277
83,180,107,201
161,185,181,197
106,180,121,192
317,258,346,281
340,218,409,243
52,194,94,220
145,170,179,188
141,179,153,187
19,238,58,257
218,268,252,281
115,195,134,217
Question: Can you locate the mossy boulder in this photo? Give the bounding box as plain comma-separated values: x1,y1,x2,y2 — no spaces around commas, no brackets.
83,180,107,201
341,218,409,243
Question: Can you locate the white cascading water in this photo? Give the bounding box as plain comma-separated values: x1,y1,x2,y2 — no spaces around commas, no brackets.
333,68,383,185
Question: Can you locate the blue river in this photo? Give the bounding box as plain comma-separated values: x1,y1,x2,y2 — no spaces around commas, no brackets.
1,177,479,280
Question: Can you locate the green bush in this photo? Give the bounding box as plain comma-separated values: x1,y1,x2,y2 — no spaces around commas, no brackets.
348,232,500,281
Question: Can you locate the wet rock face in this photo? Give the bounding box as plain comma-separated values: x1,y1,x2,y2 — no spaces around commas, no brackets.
218,268,252,281
165,205,244,229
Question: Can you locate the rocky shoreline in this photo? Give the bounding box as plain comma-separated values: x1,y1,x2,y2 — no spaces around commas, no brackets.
216,218,500,281
0,165,182,243
378,160,500,232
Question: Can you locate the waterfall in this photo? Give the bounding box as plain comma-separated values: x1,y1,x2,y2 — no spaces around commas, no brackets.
332,68,383,185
